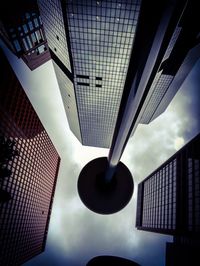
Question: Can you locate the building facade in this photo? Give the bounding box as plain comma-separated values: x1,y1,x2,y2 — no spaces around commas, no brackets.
136,133,200,236
136,133,200,264
165,235,200,266
38,0,142,147
38,0,200,148
0,50,60,265
0,0,51,70
134,0,200,127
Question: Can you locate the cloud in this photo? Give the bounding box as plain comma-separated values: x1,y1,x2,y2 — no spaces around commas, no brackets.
45,146,172,266
174,137,184,150
2,43,199,266
122,59,200,183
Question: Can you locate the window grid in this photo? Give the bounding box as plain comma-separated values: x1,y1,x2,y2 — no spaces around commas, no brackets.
0,55,60,265
38,0,72,72
66,0,141,147
187,157,200,232
52,61,82,142
140,74,174,124
142,159,177,230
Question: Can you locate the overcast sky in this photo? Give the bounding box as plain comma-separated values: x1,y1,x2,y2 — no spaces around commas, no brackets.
2,42,200,266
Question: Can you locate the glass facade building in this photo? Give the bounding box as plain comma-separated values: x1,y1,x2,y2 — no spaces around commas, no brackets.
38,0,141,148
65,0,141,147
137,5,200,125
0,50,60,265
38,0,82,143
38,0,72,73
129,0,200,137
37,0,200,149
136,133,200,236
52,61,82,142
136,158,177,233
0,1,51,70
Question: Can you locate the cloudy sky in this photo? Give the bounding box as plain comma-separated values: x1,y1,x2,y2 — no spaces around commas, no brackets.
2,42,200,266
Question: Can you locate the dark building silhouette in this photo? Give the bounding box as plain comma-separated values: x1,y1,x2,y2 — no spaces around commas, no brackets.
0,0,51,70
0,49,60,265
165,236,200,266
38,0,200,148
86,255,140,266
136,133,200,265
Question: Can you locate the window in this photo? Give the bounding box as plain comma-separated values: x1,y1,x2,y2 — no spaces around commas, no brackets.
23,25,28,34
28,21,34,31
31,33,37,44
22,38,29,51
34,18,39,28
37,45,46,54
26,36,33,49
25,12,30,19
76,74,89,79
35,30,41,42
77,82,89,86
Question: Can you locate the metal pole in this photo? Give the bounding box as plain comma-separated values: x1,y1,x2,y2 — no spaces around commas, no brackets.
104,1,176,183
104,83,137,183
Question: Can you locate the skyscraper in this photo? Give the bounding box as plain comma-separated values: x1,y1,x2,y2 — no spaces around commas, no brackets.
136,133,200,264
0,0,51,70
38,0,200,148
0,49,60,265
136,133,200,235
